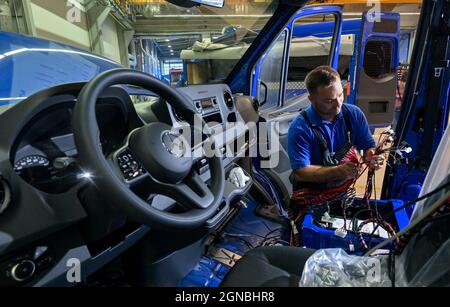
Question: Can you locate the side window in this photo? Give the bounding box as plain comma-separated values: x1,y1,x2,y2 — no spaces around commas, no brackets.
256,30,287,110
363,40,393,79
284,14,339,103
355,15,400,127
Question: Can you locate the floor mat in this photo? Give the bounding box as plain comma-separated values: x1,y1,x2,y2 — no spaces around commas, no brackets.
178,199,289,287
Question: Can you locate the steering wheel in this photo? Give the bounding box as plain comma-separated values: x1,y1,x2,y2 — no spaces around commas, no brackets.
73,69,225,229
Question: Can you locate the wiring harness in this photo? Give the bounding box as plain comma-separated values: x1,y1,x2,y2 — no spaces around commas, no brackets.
289,128,413,249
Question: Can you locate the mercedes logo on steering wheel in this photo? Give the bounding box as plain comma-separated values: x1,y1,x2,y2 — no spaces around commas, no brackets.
161,131,186,158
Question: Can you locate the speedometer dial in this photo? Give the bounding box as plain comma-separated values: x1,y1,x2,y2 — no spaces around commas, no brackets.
14,155,50,173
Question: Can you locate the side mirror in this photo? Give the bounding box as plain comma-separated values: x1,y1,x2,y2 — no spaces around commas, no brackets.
252,97,260,112
259,80,268,107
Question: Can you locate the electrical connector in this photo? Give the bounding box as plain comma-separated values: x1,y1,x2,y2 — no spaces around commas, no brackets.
335,228,347,238
349,242,355,252
322,212,334,223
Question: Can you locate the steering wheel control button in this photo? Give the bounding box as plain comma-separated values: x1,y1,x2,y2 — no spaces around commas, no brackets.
117,150,146,181
11,260,35,282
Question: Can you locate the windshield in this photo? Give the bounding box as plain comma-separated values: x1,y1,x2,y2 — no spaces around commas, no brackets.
0,31,121,112
0,0,278,112
131,1,278,86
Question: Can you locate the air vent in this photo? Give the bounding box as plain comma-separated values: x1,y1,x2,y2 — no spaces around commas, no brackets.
223,91,234,110
0,177,11,214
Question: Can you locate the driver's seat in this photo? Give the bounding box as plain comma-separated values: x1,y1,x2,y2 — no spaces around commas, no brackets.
221,246,316,287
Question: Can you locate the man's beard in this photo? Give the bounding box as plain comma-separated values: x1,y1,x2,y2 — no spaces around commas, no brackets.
331,105,342,115
319,105,341,117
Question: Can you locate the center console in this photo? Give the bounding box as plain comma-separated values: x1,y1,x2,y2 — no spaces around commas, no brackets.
171,85,254,202
158,85,255,228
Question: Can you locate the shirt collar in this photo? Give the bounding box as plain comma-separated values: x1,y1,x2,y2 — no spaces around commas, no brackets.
306,105,343,126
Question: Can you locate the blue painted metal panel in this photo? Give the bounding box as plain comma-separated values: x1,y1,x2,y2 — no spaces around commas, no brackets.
178,257,229,287
346,32,359,106
302,198,409,254
292,18,361,38
0,31,121,106
398,183,422,218
385,1,450,200
178,199,285,287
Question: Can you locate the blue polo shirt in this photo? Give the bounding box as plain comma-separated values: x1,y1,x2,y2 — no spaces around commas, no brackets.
288,104,376,171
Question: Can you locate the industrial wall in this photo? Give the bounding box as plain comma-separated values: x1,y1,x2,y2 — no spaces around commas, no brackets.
31,0,91,50
101,15,122,63
3,0,133,66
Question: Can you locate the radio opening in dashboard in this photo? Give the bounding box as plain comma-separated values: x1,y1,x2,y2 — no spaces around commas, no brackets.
200,98,215,108
203,112,223,128
195,97,218,113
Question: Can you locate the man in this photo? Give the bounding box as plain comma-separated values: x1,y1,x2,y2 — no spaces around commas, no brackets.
288,66,384,189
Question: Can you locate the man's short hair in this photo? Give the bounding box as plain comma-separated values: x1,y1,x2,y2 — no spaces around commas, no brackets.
305,66,341,94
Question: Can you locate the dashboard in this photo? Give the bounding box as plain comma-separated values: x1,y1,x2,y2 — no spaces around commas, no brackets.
12,101,130,194
175,85,236,127
171,85,249,163
0,82,251,287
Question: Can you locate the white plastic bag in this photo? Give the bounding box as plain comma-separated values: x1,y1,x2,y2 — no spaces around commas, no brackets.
228,167,250,188
299,248,391,287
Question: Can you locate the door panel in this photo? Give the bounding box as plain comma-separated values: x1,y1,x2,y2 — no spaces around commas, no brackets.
355,13,400,127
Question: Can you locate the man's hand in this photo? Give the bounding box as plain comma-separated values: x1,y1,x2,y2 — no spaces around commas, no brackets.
336,162,360,180
365,148,385,171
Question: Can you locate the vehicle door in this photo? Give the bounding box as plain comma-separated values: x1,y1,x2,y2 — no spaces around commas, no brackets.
352,12,400,129
250,5,343,199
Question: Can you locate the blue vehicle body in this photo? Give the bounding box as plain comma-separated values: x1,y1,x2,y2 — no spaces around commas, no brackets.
0,7,442,216
227,3,445,222
383,0,450,202
0,31,121,107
